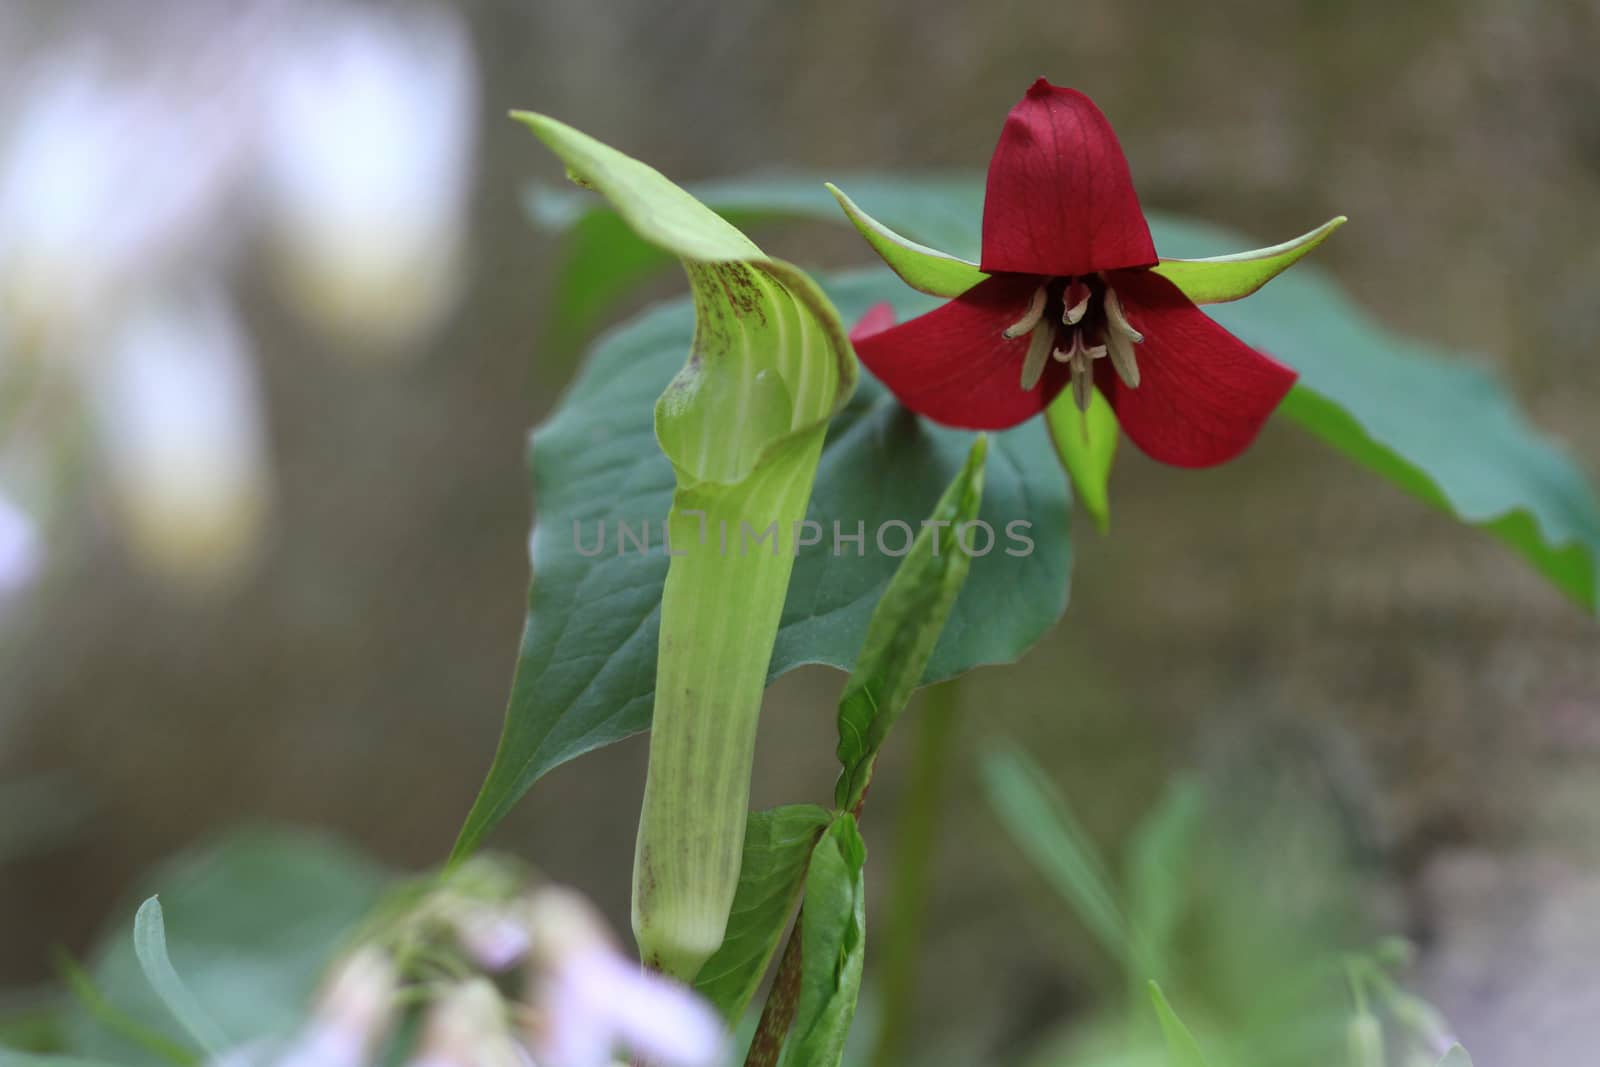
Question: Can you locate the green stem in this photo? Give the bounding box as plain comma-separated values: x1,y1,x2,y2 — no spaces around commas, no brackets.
869,679,962,1067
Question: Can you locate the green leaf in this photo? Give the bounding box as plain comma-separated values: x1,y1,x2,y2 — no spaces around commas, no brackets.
57,956,195,1067
692,804,832,1022
1125,782,1205,989
1277,380,1598,609
0,1055,131,1067
1150,217,1347,304
834,437,987,812
63,829,388,1067
780,815,867,1067
981,745,1144,973
129,900,228,1057
556,172,1598,613
1147,982,1213,1067
1045,388,1118,533
824,183,986,298
452,268,1070,857
1437,1045,1474,1067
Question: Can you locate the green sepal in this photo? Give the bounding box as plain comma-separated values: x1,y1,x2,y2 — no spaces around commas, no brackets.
825,183,987,298
1045,388,1118,533
1152,216,1347,304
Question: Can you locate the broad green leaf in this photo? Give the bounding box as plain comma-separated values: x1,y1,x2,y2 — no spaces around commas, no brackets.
64,829,388,1067
981,745,1144,974
824,183,986,298
1045,388,1118,533
1437,1045,1473,1067
129,900,228,1057
546,172,1599,613
834,437,987,812
1150,217,1347,304
451,268,1070,857
1147,983,1213,1067
693,805,832,1022
780,815,867,1067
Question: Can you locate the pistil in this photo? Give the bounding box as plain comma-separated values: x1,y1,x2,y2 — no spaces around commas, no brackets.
1054,328,1108,412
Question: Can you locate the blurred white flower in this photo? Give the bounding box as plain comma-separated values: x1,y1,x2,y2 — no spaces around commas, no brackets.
259,2,478,352
0,490,42,603
93,285,271,585
0,0,482,592
0,50,248,359
275,947,398,1067
407,979,529,1067
524,888,724,1067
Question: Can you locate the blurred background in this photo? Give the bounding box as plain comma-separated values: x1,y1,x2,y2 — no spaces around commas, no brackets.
2,1,1599,1064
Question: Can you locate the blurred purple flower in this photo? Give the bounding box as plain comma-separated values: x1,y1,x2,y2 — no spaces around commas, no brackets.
534,947,724,1067
524,888,724,1067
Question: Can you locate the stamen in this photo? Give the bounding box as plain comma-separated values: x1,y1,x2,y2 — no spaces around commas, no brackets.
1104,326,1140,388
1104,286,1143,343
1002,285,1048,339
1062,279,1091,326
1018,319,1055,391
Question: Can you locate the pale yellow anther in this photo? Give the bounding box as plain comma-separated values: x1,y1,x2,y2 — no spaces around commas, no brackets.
1104,286,1143,344
1018,318,1055,391
1105,327,1140,388
1002,285,1048,339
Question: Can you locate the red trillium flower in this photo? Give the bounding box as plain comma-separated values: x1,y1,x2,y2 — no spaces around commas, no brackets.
832,79,1345,468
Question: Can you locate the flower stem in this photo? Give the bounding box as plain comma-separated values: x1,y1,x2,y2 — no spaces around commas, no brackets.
743,910,805,1067
869,679,961,1067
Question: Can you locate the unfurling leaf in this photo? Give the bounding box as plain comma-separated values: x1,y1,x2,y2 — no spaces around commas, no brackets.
835,436,987,813
780,815,867,1067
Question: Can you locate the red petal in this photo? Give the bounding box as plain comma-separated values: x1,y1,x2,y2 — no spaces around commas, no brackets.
852,275,1070,430
980,80,1157,278
1096,269,1297,468
849,301,898,342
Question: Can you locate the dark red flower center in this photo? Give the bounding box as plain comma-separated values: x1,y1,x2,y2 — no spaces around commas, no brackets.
1002,272,1145,411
